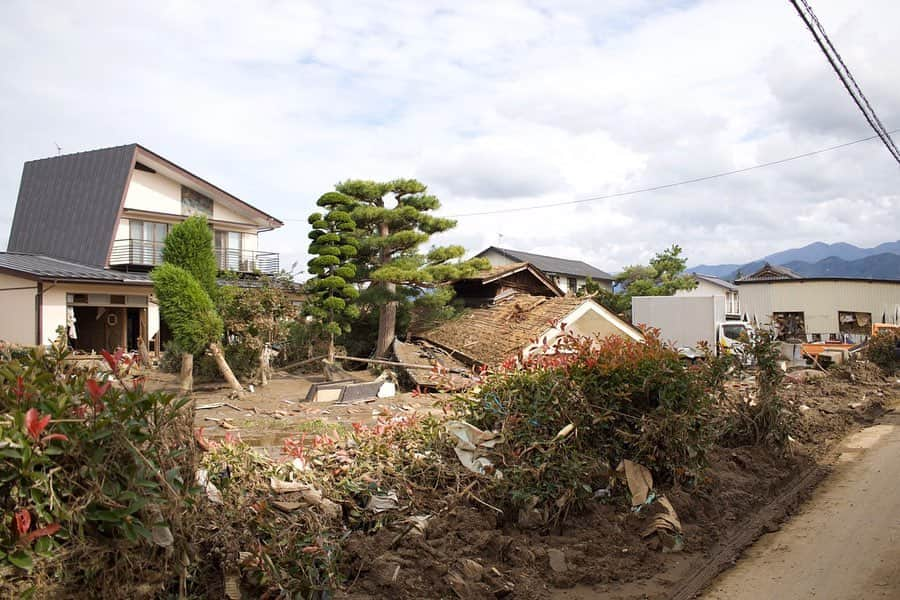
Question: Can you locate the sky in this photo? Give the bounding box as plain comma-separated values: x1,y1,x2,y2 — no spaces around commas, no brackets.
1,0,898,277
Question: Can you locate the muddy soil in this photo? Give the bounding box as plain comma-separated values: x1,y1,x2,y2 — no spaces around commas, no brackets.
144,370,448,451
150,360,899,599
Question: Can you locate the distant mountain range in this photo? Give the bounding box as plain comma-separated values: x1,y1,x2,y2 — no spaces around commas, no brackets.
689,241,900,281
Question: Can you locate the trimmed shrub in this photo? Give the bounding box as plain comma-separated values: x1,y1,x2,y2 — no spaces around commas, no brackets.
160,215,217,299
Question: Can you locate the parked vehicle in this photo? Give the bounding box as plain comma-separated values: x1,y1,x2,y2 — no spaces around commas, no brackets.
631,295,754,360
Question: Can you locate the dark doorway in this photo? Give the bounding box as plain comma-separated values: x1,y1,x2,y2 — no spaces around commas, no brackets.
127,308,142,350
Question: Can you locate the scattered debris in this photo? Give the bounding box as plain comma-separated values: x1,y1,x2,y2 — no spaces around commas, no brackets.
446,420,501,476
617,459,654,508
641,496,684,553
366,491,400,513
196,468,223,504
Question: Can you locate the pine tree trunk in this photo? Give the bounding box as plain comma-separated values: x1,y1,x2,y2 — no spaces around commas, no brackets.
375,282,397,359
180,352,193,393
209,342,244,394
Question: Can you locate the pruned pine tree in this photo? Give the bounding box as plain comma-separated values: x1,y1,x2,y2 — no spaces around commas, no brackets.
334,179,489,358
154,216,243,394
305,192,361,361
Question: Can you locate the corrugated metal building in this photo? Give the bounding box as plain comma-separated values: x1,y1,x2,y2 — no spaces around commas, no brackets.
736,277,900,341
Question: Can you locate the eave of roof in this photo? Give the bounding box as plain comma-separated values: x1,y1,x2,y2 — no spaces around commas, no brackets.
134,145,283,227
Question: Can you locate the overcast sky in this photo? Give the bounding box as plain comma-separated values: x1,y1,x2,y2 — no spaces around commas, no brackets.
1,0,898,276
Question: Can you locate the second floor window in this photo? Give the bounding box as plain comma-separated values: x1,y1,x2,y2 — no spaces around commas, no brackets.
129,220,169,264
215,231,242,271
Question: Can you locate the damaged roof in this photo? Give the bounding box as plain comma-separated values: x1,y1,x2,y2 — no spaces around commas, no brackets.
416,294,587,366
477,247,613,281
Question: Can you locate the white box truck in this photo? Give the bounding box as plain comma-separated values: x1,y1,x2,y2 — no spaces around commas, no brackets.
631,295,753,359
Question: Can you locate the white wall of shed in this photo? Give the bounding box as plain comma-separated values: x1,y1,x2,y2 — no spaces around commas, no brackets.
0,273,38,345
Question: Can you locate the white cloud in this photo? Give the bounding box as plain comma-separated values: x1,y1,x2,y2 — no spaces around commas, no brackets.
1,0,899,276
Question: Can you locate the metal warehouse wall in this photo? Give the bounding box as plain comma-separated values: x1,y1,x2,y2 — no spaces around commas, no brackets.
738,280,900,335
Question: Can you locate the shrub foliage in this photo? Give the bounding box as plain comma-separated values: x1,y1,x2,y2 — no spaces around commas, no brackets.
457,329,721,521
0,345,197,596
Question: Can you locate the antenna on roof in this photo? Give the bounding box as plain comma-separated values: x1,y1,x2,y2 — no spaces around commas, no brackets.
497,233,504,244
54,143,62,155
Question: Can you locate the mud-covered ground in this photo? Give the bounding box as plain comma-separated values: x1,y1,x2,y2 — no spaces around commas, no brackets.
151,361,899,599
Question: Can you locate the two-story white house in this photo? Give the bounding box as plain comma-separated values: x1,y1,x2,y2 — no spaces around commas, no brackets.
676,273,741,317
0,144,282,352
475,246,614,295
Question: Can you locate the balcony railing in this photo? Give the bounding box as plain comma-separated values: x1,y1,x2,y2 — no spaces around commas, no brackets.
109,239,280,275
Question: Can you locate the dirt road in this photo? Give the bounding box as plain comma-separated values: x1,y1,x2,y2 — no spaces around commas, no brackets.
702,411,900,599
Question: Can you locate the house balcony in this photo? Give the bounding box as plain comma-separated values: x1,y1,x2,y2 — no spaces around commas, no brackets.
109,239,280,275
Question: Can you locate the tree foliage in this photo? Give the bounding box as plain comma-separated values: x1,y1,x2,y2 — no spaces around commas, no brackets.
335,178,487,287
334,179,488,355
304,192,361,340
160,215,218,299
150,263,223,354
582,245,697,315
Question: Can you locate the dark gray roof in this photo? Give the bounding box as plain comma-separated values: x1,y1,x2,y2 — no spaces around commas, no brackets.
478,247,613,280
7,145,137,267
694,273,738,291
0,253,151,283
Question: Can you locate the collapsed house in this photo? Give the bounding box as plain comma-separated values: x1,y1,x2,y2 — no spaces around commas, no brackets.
402,262,643,376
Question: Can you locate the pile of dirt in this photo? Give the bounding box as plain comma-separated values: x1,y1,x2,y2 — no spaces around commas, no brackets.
333,443,804,600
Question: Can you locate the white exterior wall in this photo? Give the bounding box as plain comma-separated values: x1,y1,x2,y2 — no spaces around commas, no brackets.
738,280,900,335
214,201,246,223
115,218,130,240
124,170,182,215
632,295,726,348
676,280,740,314
481,248,517,267
0,273,38,345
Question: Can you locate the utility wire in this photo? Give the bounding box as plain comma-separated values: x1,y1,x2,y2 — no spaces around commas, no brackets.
440,128,898,218
789,0,900,166
280,128,896,222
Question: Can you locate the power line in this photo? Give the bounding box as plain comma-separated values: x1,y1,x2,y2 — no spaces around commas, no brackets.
280,127,896,223
789,0,900,166
441,128,897,218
